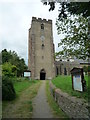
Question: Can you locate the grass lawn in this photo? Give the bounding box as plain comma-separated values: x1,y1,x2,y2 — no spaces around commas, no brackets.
52,75,88,101
14,79,39,95
46,80,69,119
2,78,41,118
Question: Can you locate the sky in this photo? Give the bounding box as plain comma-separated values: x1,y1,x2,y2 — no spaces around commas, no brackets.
0,0,64,65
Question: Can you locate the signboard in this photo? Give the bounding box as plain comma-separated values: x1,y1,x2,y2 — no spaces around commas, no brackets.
73,75,83,92
70,67,85,92
24,71,31,77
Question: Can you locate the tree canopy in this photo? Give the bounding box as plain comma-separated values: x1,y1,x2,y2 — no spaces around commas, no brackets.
1,49,28,77
42,1,90,60
2,62,17,77
56,15,89,60
43,2,90,19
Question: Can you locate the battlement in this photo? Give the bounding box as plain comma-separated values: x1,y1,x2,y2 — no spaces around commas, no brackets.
32,17,52,24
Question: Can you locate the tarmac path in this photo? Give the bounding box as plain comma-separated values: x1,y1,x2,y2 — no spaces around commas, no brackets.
32,80,54,118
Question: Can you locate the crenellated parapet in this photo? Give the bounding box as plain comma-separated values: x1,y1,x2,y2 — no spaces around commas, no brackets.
32,17,52,24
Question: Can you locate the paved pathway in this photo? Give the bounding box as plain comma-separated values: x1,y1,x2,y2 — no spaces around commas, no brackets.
32,80,54,118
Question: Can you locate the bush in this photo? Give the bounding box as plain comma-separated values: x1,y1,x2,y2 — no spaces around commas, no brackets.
2,76,16,101
2,62,18,77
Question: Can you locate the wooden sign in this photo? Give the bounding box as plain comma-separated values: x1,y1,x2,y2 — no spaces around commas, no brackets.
70,68,84,92
73,74,83,92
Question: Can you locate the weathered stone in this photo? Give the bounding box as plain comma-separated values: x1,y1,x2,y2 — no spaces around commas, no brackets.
50,81,89,119
28,17,55,80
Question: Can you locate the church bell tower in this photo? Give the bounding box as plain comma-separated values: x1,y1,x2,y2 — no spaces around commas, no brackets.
28,17,55,80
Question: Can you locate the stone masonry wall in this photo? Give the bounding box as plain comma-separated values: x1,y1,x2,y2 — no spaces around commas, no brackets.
49,81,89,119
28,17,55,79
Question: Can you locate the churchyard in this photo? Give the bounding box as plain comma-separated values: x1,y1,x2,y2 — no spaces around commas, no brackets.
2,74,89,118
52,75,88,101
1,49,89,118
50,75,89,118
2,78,41,118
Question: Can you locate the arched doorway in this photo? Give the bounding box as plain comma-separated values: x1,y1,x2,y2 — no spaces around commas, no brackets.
40,69,46,80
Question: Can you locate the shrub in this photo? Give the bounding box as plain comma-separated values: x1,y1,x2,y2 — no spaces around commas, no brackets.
2,76,16,101
2,62,17,77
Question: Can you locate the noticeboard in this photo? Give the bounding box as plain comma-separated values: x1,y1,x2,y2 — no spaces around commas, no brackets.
70,67,84,92
73,74,83,92
24,71,31,77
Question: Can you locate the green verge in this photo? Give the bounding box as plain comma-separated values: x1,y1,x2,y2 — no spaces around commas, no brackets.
12,80,41,118
52,75,88,101
2,79,41,118
46,80,69,119
14,79,39,95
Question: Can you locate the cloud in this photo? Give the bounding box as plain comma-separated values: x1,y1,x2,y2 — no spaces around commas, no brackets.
0,1,63,65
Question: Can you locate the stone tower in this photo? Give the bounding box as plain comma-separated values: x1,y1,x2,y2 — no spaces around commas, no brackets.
28,17,55,80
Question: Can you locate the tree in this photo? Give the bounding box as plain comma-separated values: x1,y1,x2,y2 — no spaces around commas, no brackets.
56,15,89,60
2,49,12,64
1,49,28,77
65,2,90,17
83,66,88,75
2,62,17,77
42,2,90,20
16,58,28,77
2,75,16,101
42,1,90,59
0,52,2,65
1,49,28,101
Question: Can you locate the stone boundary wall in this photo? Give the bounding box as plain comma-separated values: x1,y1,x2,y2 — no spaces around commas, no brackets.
49,81,89,119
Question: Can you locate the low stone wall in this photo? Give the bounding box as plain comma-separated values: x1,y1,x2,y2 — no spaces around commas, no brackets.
49,81,89,119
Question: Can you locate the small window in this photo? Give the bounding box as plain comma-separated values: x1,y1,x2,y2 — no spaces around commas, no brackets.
42,44,44,49
41,23,44,30
42,56,44,59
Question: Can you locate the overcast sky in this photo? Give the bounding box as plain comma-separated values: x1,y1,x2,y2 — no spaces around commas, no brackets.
0,0,64,64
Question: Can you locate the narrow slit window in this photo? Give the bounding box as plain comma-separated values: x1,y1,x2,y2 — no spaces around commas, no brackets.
42,56,44,59
42,44,44,49
41,23,44,30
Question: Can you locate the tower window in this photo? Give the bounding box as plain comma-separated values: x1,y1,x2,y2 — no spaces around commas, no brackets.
42,44,44,49
41,23,44,30
42,56,44,59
